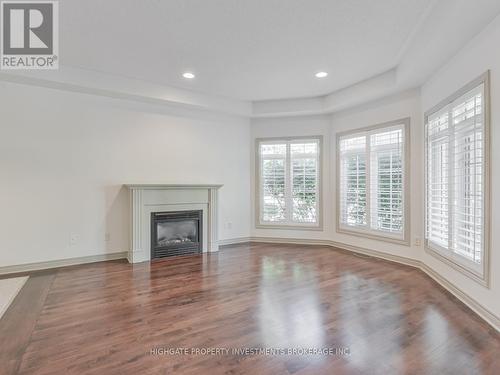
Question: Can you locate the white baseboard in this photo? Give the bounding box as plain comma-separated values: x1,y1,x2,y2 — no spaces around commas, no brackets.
0,252,128,276
419,263,500,332
249,236,331,246
218,237,252,247
241,236,500,332
249,236,422,266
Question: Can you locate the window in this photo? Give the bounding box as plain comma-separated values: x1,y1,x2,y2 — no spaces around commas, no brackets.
256,137,321,228
425,72,490,284
337,119,410,244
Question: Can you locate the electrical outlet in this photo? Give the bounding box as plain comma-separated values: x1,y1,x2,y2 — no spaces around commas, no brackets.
105,232,111,242
414,238,421,246
70,233,79,246
227,222,232,230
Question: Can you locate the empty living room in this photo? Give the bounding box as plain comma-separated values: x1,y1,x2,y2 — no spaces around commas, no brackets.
1,1,500,374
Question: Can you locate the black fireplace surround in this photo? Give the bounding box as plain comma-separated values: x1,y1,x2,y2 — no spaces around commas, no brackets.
150,210,202,259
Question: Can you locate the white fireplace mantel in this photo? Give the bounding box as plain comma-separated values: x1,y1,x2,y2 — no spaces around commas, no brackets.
125,184,222,263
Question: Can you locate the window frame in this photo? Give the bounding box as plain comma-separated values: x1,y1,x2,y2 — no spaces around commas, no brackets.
336,118,411,245
255,135,323,230
424,71,491,287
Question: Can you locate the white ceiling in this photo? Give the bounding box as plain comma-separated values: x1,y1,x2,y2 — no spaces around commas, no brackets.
60,0,435,101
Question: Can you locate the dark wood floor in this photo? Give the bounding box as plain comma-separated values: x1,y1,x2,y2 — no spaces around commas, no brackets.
1,243,499,375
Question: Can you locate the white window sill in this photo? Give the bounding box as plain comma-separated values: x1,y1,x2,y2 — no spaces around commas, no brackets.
337,225,409,246
256,222,323,231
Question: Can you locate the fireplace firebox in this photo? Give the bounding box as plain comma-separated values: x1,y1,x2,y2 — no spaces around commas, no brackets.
150,210,202,259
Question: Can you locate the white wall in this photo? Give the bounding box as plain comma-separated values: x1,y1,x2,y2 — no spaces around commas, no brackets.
0,82,251,267
421,13,500,318
250,90,423,260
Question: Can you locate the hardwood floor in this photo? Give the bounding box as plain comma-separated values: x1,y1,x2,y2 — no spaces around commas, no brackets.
1,243,499,374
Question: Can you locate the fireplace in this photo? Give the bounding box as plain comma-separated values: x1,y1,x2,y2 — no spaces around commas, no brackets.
150,210,202,259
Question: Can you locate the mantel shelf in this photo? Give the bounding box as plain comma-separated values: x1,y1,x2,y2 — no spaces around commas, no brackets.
124,184,223,190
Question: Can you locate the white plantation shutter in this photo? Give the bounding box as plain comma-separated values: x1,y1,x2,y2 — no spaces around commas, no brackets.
370,128,404,233
338,121,407,241
260,143,286,222
451,87,484,263
258,138,320,226
425,82,486,274
291,142,319,223
427,109,450,249
339,136,367,226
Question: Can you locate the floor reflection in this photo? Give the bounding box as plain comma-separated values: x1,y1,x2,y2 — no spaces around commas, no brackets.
258,256,325,351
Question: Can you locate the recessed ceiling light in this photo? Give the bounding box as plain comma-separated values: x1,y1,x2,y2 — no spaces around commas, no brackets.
182,72,195,79
315,71,328,78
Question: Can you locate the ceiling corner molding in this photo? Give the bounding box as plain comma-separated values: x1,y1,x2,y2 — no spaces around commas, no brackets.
0,67,253,118
251,68,400,118
252,96,326,118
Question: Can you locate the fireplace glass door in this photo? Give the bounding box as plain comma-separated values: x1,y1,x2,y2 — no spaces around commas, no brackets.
151,210,202,259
